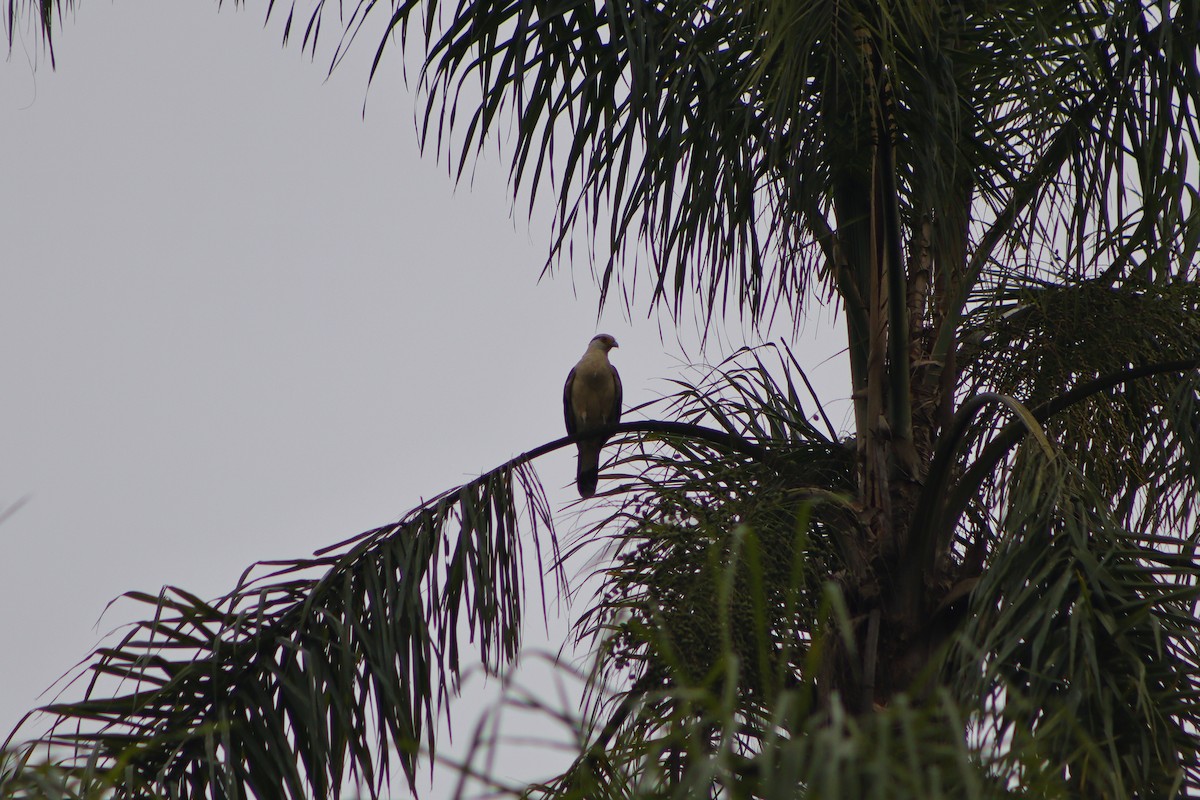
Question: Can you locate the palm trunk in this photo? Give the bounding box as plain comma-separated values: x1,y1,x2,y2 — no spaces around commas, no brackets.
821,27,949,714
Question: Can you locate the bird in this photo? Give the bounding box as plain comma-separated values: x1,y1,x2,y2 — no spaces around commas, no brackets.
563,334,623,497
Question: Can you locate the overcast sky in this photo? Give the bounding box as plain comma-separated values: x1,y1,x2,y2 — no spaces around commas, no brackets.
1,1,848,794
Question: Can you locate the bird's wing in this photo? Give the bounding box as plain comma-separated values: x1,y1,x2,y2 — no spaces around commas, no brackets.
610,363,623,425
563,365,579,436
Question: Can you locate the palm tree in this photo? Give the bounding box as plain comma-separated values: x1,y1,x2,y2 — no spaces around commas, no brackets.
5,0,1200,797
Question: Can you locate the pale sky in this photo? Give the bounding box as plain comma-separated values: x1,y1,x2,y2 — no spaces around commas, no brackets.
1,1,848,794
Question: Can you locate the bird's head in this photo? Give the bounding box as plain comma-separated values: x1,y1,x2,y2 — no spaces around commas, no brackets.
590,334,619,352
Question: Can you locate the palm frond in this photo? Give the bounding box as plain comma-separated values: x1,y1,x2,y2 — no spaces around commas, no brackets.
10,461,557,800
4,375,818,800
950,447,1200,796
4,0,66,62
227,1,1200,335
960,281,1200,533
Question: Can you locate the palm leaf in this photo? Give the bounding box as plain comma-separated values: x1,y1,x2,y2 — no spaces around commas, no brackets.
10,461,557,799
950,448,1200,796
959,281,1200,533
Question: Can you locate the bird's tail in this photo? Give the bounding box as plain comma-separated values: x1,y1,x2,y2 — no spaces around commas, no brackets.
576,441,602,498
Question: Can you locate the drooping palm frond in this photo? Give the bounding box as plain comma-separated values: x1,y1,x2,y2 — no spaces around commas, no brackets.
11,4,1199,331
897,283,1200,727
390,0,835,324
919,2,1200,360
245,1,1200,335
2,401,804,800
949,447,1200,797
4,0,66,62
958,280,1200,535
8,461,557,800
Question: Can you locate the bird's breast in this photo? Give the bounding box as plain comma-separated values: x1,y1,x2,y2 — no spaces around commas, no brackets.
570,360,617,429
